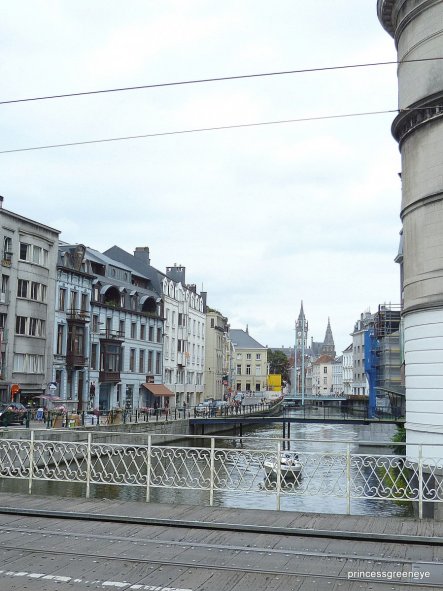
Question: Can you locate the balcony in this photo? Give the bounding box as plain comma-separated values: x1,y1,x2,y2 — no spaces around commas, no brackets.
99,330,125,343
99,370,120,383
66,309,90,323
66,352,88,367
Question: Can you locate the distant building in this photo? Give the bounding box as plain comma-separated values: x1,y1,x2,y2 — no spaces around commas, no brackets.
91,246,166,411
230,327,267,393
311,354,335,395
332,355,343,395
342,344,353,395
0,205,59,405
54,244,94,411
204,307,231,401
351,311,373,395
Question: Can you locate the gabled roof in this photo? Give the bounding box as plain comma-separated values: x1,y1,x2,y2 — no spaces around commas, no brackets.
230,329,266,349
313,354,335,365
103,245,162,294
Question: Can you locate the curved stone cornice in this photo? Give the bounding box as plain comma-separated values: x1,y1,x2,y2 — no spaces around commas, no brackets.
402,299,443,316
401,190,443,220
377,0,396,37
391,90,443,147
378,0,442,44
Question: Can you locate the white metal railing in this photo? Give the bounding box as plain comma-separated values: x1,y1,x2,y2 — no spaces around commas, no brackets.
0,432,441,518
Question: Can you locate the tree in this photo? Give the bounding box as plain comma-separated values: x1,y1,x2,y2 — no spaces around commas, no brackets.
268,350,291,384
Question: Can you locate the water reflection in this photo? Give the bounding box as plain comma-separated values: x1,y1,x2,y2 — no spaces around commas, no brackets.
0,421,413,516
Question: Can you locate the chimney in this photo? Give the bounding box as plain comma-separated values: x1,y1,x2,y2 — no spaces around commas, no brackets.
0,196,4,209
134,246,151,266
166,264,186,284
201,291,207,311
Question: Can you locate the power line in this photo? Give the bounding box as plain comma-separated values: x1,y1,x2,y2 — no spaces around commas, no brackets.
0,108,399,154
1,56,443,106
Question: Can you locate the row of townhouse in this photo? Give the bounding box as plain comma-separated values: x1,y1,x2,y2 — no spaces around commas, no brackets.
0,205,235,411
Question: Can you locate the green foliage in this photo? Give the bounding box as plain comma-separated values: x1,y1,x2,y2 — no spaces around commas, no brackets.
392,425,406,456
268,350,291,383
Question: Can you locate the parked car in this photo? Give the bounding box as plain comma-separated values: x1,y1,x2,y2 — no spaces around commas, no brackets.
195,401,213,416
0,402,27,426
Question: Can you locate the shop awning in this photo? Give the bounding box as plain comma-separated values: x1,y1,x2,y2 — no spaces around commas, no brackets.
141,383,174,397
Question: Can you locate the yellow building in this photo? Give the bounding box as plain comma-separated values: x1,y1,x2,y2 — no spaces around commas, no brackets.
230,328,268,393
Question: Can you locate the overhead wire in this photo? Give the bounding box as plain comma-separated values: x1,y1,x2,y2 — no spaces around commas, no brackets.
0,56,443,106
0,108,401,154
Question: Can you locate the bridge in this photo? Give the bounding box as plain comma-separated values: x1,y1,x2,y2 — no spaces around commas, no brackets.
0,493,441,590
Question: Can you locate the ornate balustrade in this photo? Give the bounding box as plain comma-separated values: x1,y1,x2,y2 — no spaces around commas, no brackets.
0,433,441,517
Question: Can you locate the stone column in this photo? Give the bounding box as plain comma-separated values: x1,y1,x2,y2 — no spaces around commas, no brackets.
378,0,443,456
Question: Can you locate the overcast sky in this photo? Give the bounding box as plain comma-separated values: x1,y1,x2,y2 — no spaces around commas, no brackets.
1,1,400,354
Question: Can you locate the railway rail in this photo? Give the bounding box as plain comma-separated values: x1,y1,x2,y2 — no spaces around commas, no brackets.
0,508,441,590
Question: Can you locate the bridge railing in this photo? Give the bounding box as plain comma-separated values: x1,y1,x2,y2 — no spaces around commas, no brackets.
0,432,438,518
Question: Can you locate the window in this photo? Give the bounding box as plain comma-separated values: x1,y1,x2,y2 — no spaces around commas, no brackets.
323,367,328,374
236,364,241,375
256,353,261,360
70,290,78,311
92,315,99,333
19,243,30,261
59,288,66,311
129,349,136,372
30,282,39,300
139,349,145,373
19,243,49,266
13,353,44,374
211,318,214,328
236,353,242,360
237,383,241,391
246,383,251,391
255,364,261,376
17,279,28,298
15,316,26,335
157,327,162,343
155,351,161,374
246,353,251,360
255,383,261,391
56,324,64,355
140,324,146,340
323,377,327,385
81,293,88,311
3,236,12,260
91,344,98,370
148,350,153,373
148,326,154,341
119,319,125,337
131,323,136,339
246,364,251,375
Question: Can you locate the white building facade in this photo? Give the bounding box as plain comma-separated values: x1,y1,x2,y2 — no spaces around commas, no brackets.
161,265,205,408
0,205,59,405
342,344,353,396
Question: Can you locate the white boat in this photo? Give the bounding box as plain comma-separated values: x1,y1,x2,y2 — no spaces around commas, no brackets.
264,452,302,479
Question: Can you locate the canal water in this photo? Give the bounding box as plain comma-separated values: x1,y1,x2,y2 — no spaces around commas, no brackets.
0,421,413,517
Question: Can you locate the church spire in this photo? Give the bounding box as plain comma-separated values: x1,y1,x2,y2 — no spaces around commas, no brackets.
321,317,336,357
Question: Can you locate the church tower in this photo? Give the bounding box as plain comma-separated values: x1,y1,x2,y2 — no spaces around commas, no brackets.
321,317,336,357
296,301,308,350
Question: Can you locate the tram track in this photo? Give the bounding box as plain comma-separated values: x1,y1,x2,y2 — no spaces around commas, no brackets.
0,514,441,589
0,539,440,589
0,504,442,546
0,523,439,567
